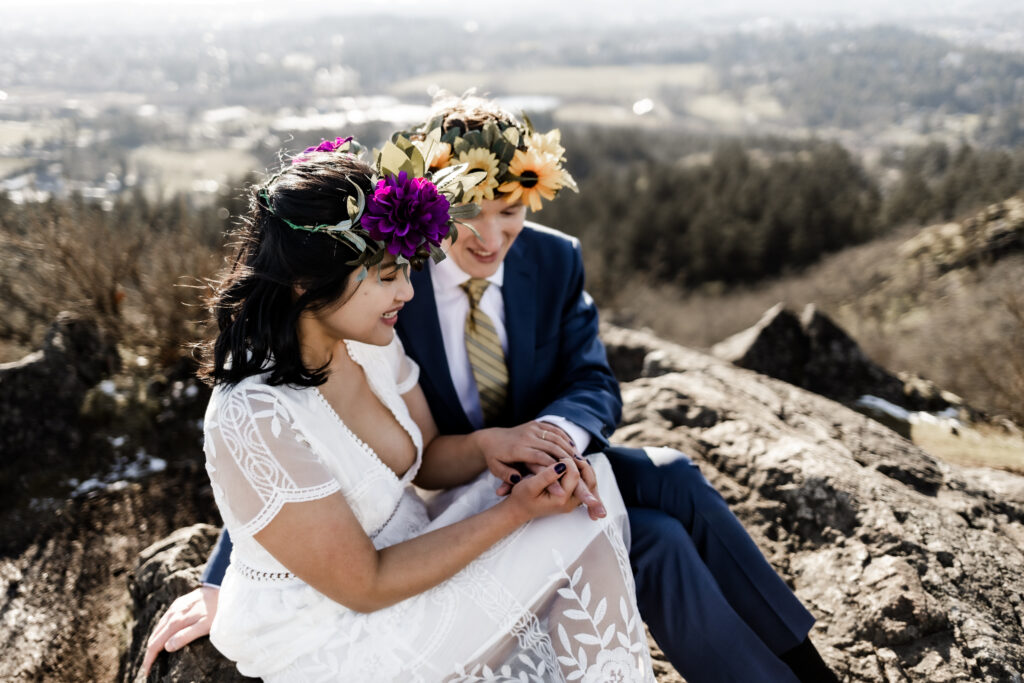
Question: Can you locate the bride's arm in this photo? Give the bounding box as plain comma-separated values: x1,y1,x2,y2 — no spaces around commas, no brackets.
254,459,577,613
403,383,488,489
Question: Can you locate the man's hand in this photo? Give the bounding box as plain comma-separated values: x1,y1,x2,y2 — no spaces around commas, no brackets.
477,421,575,485
481,422,605,520
140,585,219,677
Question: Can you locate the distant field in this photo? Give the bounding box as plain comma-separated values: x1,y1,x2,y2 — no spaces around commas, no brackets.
685,88,786,127
389,64,715,101
129,147,260,201
554,103,669,128
0,158,36,178
389,64,802,134
0,120,66,148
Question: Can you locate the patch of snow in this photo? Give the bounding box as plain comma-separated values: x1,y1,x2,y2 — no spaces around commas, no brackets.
856,395,910,421
856,395,964,430
68,449,168,498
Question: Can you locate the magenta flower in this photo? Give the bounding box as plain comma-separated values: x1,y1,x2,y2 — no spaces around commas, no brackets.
362,172,451,258
291,136,354,164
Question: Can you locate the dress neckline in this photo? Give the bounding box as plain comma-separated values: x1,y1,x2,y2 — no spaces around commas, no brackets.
313,340,422,485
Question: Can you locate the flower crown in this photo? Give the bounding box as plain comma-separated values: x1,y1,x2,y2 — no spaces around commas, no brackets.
260,135,483,280
408,114,578,212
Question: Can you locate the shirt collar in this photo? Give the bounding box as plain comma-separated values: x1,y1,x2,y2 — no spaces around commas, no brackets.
431,255,505,291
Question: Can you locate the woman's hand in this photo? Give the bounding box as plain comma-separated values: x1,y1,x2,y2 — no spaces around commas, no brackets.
503,458,583,523
141,585,219,677
477,422,605,520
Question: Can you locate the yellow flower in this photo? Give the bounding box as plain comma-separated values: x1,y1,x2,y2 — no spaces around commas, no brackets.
498,148,564,212
427,142,452,170
527,129,565,160
457,147,500,204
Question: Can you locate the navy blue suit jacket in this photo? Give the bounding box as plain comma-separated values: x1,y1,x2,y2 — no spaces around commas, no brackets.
396,222,622,451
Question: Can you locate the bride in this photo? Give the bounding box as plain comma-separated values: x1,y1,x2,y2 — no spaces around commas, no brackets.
197,137,654,681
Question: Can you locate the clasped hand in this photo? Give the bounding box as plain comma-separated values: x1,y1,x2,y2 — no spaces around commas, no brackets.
476,421,606,520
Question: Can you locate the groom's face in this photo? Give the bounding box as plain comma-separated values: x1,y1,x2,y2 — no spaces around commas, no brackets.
449,199,527,278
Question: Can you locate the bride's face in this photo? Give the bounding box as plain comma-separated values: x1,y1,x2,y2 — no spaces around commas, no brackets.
301,260,414,350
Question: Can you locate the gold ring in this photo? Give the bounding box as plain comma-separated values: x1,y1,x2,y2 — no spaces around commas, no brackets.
540,431,547,441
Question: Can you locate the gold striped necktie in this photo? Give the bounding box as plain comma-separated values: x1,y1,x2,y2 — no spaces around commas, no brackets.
461,278,508,425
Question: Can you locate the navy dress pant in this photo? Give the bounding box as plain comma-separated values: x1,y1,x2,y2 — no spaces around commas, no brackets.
604,446,814,683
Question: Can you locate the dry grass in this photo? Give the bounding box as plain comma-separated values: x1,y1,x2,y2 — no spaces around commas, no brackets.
911,422,1024,473
599,220,1024,432
598,225,919,349
0,200,224,368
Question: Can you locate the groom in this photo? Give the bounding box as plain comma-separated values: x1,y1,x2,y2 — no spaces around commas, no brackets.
143,98,836,682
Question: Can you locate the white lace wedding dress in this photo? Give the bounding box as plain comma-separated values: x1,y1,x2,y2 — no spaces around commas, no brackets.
204,337,654,682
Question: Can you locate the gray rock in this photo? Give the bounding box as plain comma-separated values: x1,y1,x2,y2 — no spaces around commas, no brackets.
710,303,973,433
603,323,1024,682
710,302,809,387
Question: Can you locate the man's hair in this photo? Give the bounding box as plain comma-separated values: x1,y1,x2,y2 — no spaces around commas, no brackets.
429,94,521,137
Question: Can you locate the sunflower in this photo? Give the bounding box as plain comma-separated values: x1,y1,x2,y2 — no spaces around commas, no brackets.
427,141,452,171
497,148,564,212
457,147,500,204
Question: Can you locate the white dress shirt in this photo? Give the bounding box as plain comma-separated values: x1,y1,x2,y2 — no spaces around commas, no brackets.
429,257,592,453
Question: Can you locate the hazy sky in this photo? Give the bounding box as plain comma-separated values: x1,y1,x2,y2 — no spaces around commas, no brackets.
4,0,1022,35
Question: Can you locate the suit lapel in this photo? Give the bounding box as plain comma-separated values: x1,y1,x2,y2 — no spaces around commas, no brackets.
402,267,473,433
502,237,537,424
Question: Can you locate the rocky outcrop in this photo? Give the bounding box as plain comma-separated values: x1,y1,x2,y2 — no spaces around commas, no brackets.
710,303,971,434
11,322,1024,682
606,324,1024,682
898,196,1024,274
122,525,249,682
0,462,220,683
0,312,119,464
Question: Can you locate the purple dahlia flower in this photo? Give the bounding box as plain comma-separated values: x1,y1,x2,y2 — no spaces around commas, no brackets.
362,172,451,258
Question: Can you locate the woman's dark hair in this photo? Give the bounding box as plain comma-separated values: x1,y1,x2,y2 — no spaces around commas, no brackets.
199,153,376,387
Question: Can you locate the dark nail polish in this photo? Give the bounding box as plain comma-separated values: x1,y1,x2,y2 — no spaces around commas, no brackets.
554,463,567,474
510,474,521,484
574,453,583,460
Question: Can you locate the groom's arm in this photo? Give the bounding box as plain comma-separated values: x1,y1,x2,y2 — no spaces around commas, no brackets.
200,527,232,586
533,239,621,452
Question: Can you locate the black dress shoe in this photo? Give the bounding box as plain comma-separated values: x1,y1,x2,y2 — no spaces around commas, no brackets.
779,637,840,683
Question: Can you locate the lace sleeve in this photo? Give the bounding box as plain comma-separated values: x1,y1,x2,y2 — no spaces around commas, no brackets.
204,384,341,538
384,334,420,394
